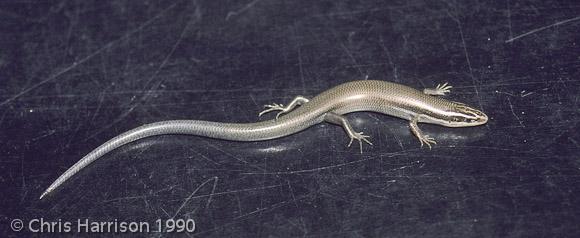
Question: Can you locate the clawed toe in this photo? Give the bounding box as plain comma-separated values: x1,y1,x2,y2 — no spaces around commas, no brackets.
258,103,285,118
347,132,373,153
435,83,453,94
418,135,436,149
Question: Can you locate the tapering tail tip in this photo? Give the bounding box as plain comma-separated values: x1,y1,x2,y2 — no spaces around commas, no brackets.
39,189,50,200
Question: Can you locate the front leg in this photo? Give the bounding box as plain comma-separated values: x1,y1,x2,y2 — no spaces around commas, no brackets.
324,112,372,153
409,115,437,149
258,96,310,119
423,82,452,96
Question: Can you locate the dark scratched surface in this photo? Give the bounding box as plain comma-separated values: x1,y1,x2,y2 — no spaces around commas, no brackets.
1,0,580,237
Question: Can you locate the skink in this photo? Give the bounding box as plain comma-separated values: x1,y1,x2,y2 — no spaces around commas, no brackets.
40,80,487,199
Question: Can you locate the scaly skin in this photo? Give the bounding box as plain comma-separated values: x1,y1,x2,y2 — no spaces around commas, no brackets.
40,80,488,199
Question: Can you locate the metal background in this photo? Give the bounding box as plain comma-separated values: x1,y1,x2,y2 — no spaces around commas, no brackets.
1,0,579,237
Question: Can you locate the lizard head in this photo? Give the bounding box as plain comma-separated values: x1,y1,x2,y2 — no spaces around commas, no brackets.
423,102,488,127
441,102,488,127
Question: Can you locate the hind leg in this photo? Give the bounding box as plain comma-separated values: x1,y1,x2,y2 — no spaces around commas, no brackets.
258,96,310,119
324,112,373,153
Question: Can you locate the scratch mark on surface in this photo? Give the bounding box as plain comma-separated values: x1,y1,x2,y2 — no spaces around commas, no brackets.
291,22,308,95
160,207,171,218
85,4,202,140
20,155,26,202
379,37,399,80
505,15,580,43
287,218,308,236
495,90,516,97
30,129,56,142
7,87,319,98
367,113,404,149
188,148,222,165
205,176,218,208
507,97,525,128
155,184,179,194
233,199,290,220
101,184,282,203
130,6,201,108
202,141,250,164
447,7,484,111
297,41,306,95
0,2,181,108
225,0,261,21
90,83,112,122
63,118,84,149
248,94,259,109
234,193,243,216
340,43,365,78
520,90,534,98
311,4,421,18
194,194,313,236
241,153,404,175
506,0,513,40
286,180,300,209
172,176,217,219
0,109,7,126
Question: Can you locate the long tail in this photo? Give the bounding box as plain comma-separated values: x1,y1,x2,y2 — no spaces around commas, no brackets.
39,119,287,199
